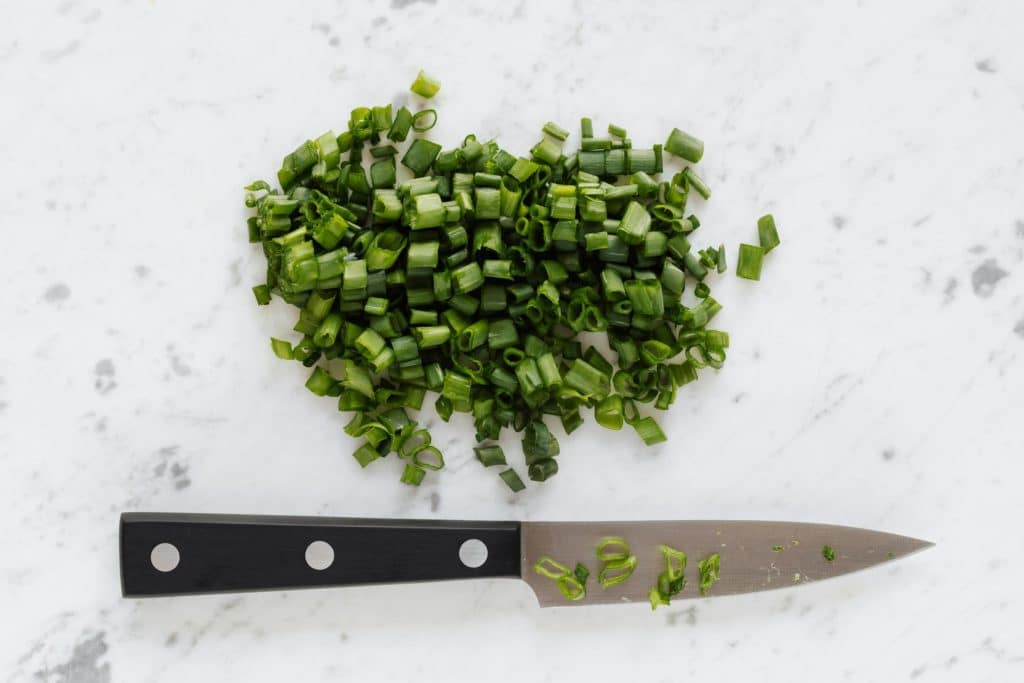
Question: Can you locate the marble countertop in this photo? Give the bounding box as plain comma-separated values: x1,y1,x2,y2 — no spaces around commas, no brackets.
3,0,1023,680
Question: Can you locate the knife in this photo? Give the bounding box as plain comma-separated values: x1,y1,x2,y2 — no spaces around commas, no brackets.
119,513,932,606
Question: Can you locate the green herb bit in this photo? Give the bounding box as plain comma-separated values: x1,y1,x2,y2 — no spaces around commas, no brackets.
736,243,765,280
697,552,721,595
409,70,441,98
822,545,836,562
664,128,704,163
474,444,507,467
649,586,670,610
534,556,569,579
757,214,780,252
595,536,631,562
648,545,688,609
772,545,785,552
598,555,637,588
499,468,526,492
533,556,587,601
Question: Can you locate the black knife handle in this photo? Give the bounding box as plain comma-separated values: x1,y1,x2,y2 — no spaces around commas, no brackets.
120,513,522,597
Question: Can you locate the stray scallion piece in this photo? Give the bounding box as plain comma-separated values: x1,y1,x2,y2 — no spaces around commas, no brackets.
697,552,721,595
649,544,687,609
499,468,526,492
253,284,271,305
822,545,836,562
409,70,441,98
474,443,507,467
245,73,778,491
594,537,638,589
270,338,294,360
772,544,785,552
758,214,780,252
736,244,765,280
664,128,704,163
737,214,781,280
533,555,588,601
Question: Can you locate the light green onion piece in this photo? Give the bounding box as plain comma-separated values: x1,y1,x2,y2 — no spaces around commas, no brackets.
697,552,721,595
409,70,441,98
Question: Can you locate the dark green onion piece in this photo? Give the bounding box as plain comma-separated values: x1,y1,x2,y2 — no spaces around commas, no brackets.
252,284,271,305
474,444,507,467
499,468,526,492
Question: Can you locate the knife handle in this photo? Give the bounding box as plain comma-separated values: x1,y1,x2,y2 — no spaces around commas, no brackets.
120,513,522,597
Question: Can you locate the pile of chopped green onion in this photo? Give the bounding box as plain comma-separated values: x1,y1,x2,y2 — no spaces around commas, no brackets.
245,73,775,490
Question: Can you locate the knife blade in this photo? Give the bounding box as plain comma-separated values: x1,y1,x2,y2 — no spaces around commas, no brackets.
521,520,931,606
119,513,931,605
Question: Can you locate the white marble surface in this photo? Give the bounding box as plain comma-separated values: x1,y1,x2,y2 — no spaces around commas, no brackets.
3,0,1023,680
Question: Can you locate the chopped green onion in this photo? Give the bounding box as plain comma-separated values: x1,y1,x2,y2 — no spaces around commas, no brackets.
533,555,587,601
409,70,441,98
595,395,624,430
664,128,704,163
270,337,294,360
412,109,437,133
736,243,765,280
247,81,770,491
631,416,666,445
580,117,594,138
402,139,442,177
474,444,507,467
757,214,780,252
822,545,836,562
305,366,335,396
499,468,526,492
252,284,271,305
542,121,570,141
682,167,711,199
400,463,426,486
616,201,651,245
598,555,637,588
697,552,721,595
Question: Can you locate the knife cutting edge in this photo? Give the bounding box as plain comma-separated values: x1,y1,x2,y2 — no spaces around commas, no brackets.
119,513,932,606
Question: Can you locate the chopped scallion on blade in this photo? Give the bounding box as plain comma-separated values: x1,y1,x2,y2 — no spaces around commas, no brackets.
533,555,588,601
697,552,721,595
